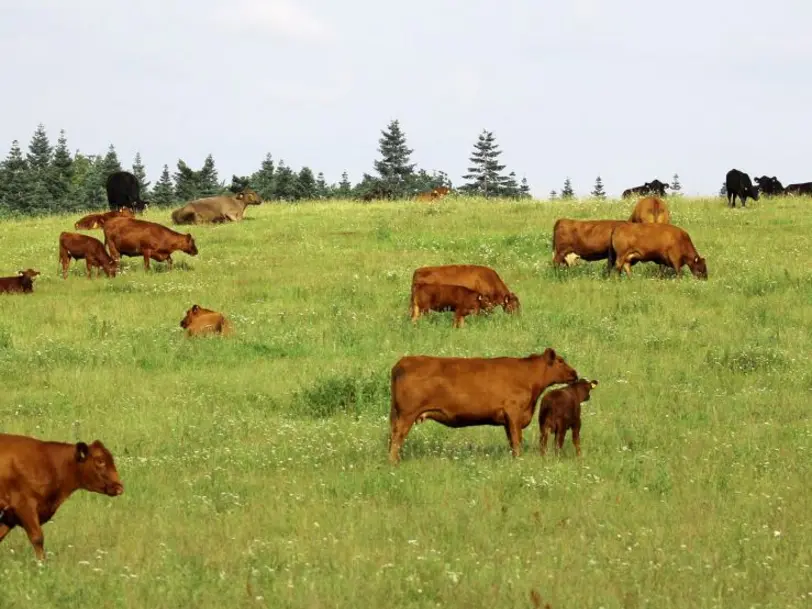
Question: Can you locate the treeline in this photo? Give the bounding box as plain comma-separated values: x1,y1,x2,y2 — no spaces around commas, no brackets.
0,121,532,217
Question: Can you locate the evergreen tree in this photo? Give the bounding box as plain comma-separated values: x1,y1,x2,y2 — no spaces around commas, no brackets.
315,172,330,199
229,175,251,193
560,177,574,199
132,152,151,198
0,140,32,214
460,129,510,197
273,161,297,201
519,177,532,199
502,171,520,198
251,153,275,201
79,154,107,210
50,130,74,207
549,190,558,201
670,173,682,195
719,183,727,196
101,145,122,178
25,124,54,213
198,154,220,196
26,123,52,172
591,175,606,199
295,167,317,200
373,119,415,198
336,171,353,198
152,164,175,206
173,160,199,202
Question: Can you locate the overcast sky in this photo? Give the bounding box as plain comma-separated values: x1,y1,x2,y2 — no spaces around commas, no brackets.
1,0,810,198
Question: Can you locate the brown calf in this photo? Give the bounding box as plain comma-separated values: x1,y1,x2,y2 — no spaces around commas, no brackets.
551,219,628,267
410,283,494,327
59,232,118,279
388,349,579,463
74,208,134,230
0,269,40,294
539,379,599,457
179,304,232,336
411,264,520,313
608,222,708,279
0,433,124,560
103,217,198,271
629,196,671,224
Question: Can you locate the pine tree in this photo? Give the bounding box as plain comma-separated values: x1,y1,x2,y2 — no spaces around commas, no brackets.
519,177,532,199
502,171,520,198
560,177,574,199
197,154,220,196
229,175,251,193
273,161,297,201
719,183,727,196
152,164,175,206
295,167,317,200
373,119,415,198
251,153,275,201
26,123,52,172
549,190,558,201
336,171,353,198
79,154,107,210
132,152,150,199
315,172,330,199
50,130,74,208
26,124,54,213
670,173,682,195
0,140,32,214
173,160,199,202
460,130,510,197
101,145,122,177
591,175,606,199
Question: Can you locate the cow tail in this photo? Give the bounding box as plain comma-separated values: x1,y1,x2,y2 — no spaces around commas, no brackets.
606,228,618,275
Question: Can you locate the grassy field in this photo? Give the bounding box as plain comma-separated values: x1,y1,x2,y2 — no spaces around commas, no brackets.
0,195,810,609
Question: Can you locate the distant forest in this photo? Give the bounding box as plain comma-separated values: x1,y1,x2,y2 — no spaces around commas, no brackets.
0,120,539,217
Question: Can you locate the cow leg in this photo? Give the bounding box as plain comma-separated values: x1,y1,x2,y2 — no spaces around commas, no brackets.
539,424,550,456
410,302,420,324
16,501,45,560
85,259,92,279
61,257,69,280
0,523,11,543
505,415,522,457
142,250,152,271
453,312,465,328
388,416,415,464
166,255,174,271
555,428,566,455
572,423,582,457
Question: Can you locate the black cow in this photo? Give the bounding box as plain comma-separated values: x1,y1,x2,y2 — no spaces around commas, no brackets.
725,169,759,208
754,176,784,196
106,171,148,213
621,179,669,199
784,182,812,196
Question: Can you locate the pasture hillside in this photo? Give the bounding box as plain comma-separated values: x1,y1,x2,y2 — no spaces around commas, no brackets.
1,196,810,609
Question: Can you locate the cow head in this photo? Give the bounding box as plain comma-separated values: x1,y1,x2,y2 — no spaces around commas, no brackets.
180,304,203,328
75,440,124,497
236,188,263,205
571,378,599,402
477,293,496,312
102,257,118,278
18,269,41,280
183,234,199,256
688,255,708,280
503,292,521,314
540,348,578,384
433,186,451,198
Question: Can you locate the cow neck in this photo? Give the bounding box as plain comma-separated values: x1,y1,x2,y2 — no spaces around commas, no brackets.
47,443,84,507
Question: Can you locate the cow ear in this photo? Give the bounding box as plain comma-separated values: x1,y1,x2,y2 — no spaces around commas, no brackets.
75,442,90,462
543,348,556,362
17,270,23,276
236,192,244,200
694,256,700,263
590,380,599,388
192,304,200,312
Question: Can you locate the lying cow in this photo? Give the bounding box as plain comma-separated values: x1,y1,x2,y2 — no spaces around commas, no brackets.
411,264,519,313
415,185,451,202
388,349,579,463
170,188,262,225
622,179,669,199
628,196,670,224
179,304,232,336
0,433,124,560
539,379,598,457
608,222,708,279
103,217,198,271
754,175,784,196
410,282,494,327
0,269,40,294
784,182,812,196
74,208,134,230
59,232,118,279
551,219,627,267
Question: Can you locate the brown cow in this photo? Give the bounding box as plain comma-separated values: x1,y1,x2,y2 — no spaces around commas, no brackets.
59,232,117,279
538,379,599,457
411,264,519,313
103,217,198,271
415,186,451,202
551,219,627,267
410,282,494,328
629,196,671,224
0,269,40,294
0,433,124,560
74,208,134,230
388,349,579,463
608,222,707,279
179,304,232,336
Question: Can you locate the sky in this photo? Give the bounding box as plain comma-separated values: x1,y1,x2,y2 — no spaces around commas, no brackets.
1,0,811,198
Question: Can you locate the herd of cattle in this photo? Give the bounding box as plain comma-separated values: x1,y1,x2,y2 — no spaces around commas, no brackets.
0,163,773,561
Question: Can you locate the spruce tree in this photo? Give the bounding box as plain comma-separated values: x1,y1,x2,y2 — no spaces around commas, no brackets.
51,130,74,208
26,124,54,213
26,123,52,171
719,183,727,196
0,140,32,214
173,160,199,202
79,155,107,210
295,167,317,200
460,129,510,197
315,172,330,199
132,152,151,199
549,190,558,201
152,164,175,206
373,119,415,198
560,177,574,199
251,153,275,200
519,177,531,199
198,154,220,196
670,173,682,195
273,161,297,201
336,171,353,198
229,175,251,193
591,175,606,199
101,145,122,177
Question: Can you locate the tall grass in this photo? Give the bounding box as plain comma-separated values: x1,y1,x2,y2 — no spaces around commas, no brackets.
1,195,810,608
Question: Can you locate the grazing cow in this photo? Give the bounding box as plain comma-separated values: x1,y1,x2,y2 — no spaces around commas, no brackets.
725,169,759,207
551,219,627,267
59,232,117,279
784,182,812,196
388,349,579,463
0,269,40,294
179,304,232,336
608,222,708,279
411,264,520,313
410,282,494,327
622,179,669,199
0,433,124,560
106,171,148,213
753,175,784,196
538,379,598,457
415,186,451,202
629,196,671,224
74,208,134,230
170,188,263,225
103,217,198,271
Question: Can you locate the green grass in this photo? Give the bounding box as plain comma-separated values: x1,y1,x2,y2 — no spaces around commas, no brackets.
1,195,810,609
